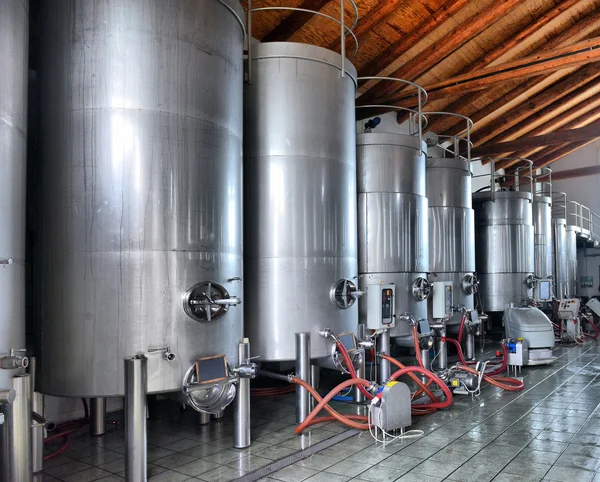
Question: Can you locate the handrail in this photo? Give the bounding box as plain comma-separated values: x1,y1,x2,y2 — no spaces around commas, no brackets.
534,167,552,199
356,77,428,153
422,112,473,162
472,158,533,203
247,0,359,83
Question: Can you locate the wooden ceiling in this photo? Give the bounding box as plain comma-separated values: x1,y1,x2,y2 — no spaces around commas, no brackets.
243,0,600,171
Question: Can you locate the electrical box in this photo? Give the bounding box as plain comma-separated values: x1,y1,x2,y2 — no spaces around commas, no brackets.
586,298,600,318
581,276,594,288
371,381,411,433
507,338,528,368
432,281,453,319
557,299,580,320
366,284,395,330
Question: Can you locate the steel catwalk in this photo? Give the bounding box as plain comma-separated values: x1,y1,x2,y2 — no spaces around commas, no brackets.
357,133,429,337
244,43,359,361
0,0,28,393
37,0,244,397
566,225,578,298
427,157,475,325
553,218,568,298
473,191,534,312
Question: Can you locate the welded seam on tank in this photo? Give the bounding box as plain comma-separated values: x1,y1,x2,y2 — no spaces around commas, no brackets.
233,429,360,482
0,115,25,137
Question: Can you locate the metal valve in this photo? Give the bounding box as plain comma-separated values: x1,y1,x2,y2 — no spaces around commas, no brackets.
0,349,29,370
330,279,359,309
148,346,176,362
0,389,16,405
461,274,479,294
183,281,240,322
412,277,431,301
233,362,259,379
525,274,539,289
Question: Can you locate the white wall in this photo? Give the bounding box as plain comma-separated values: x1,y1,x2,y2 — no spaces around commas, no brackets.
41,395,123,423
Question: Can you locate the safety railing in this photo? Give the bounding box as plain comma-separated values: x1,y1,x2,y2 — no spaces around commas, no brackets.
421,112,473,162
472,158,533,203
534,167,552,199
356,77,428,153
247,0,359,82
552,191,600,245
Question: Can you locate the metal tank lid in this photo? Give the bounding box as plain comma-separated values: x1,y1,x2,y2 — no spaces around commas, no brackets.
472,190,532,202
250,42,358,84
426,156,470,172
217,0,245,30
356,132,427,152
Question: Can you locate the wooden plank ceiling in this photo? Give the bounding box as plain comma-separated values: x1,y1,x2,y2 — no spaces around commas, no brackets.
243,0,600,172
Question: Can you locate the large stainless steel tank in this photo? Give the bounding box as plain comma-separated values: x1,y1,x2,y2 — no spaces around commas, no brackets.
0,0,28,391
473,191,535,312
553,218,568,298
427,156,475,326
357,133,429,337
244,43,358,361
533,195,553,298
566,225,578,297
37,0,245,397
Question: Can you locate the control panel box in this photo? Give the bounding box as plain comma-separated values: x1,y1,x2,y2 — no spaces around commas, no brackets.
432,281,453,319
557,299,580,320
366,284,395,330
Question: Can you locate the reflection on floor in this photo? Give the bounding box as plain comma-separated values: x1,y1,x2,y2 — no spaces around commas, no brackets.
38,342,600,482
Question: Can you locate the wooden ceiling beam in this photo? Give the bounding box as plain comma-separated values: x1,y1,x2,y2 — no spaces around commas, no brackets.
386,37,600,105
401,0,580,127
492,102,600,169
473,122,600,158
429,7,600,136
261,0,330,43
469,63,600,147
480,78,600,150
534,138,599,167
359,0,523,104
550,165,600,181
358,0,470,79
326,0,406,52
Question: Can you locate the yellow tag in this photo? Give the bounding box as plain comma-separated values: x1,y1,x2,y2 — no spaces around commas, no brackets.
451,379,459,387
385,381,398,388
517,338,524,341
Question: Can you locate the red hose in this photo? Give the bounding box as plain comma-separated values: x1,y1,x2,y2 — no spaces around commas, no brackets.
251,385,296,397
446,337,506,374
44,436,71,461
381,355,440,404
412,326,425,369
292,377,372,434
457,364,524,391
584,318,599,339
457,313,467,343
336,340,373,400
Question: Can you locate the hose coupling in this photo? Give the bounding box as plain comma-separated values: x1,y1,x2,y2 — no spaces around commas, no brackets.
319,327,339,342
233,363,259,380
0,349,28,370
32,411,56,431
399,313,419,327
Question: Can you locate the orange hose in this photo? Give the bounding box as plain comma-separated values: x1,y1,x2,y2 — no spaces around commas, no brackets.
412,326,425,368
291,377,372,434
382,355,439,403
297,414,369,429
456,365,524,391
336,340,373,400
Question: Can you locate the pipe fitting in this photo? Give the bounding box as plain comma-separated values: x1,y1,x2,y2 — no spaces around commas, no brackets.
32,411,55,431
319,327,338,341
0,356,29,370
147,347,176,362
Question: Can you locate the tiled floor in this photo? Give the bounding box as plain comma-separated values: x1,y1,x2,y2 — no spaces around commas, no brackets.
39,342,600,482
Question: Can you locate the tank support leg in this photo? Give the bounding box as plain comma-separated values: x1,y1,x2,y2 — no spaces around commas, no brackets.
197,412,211,425
379,330,391,384
310,365,320,390
295,333,311,424
233,339,251,449
90,398,106,436
420,348,430,385
29,356,45,474
353,350,366,403
125,355,147,482
438,327,448,371
2,374,32,482
466,332,475,361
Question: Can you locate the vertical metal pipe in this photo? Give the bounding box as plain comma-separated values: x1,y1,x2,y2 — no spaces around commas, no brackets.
420,349,430,385
379,330,391,384
212,411,225,420
465,332,475,361
197,412,211,425
310,365,320,390
295,333,311,424
438,335,447,371
4,374,32,482
124,356,147,482
353,351,366,403
233,339,251,449
90,398,106,436
28,357,44,474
